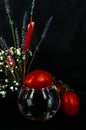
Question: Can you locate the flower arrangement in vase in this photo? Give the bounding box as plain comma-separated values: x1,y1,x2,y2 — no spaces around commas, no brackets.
0,0,53,97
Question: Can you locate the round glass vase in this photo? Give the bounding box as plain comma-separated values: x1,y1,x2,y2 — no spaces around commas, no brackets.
17,83,61,121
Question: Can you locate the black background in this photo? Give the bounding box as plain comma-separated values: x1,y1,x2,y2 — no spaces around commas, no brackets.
0,0,86,129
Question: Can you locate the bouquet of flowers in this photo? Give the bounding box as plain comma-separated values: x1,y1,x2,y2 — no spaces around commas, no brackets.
0,0,53,97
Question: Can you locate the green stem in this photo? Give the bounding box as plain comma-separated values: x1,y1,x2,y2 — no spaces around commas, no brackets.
8,66,16,80
30,16,32,22
18,61,23,78
27,38,43,73
8,14,16,48
7,67,16,80
14,67,21,81
23,51,27,78
57,80,70,92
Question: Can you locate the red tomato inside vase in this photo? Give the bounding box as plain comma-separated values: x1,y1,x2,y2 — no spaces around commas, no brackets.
23,69,53,89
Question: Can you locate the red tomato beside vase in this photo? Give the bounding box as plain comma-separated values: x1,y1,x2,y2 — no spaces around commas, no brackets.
61,91,80,117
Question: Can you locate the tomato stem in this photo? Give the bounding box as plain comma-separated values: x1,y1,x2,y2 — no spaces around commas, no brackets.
53,78,72,92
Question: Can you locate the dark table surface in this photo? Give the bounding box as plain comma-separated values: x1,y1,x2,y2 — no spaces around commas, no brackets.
0,91,86,130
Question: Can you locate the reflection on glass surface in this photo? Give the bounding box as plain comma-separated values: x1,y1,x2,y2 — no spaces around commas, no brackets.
18,83,61,121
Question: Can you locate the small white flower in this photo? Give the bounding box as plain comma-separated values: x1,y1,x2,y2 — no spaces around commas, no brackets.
0,91,6,98
22,55,25,60
13,80,16,83
0,69,3,72
1,50,4,54
15,87,18,91
5,79,9,83
15,82,19,86
16,48,21,56
0,62,4,65
6,65,9,68
10,86,14,91
0,56,4,61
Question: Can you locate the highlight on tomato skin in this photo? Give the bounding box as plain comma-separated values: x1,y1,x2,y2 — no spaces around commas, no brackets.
61,92,80,117
23,69,53,89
